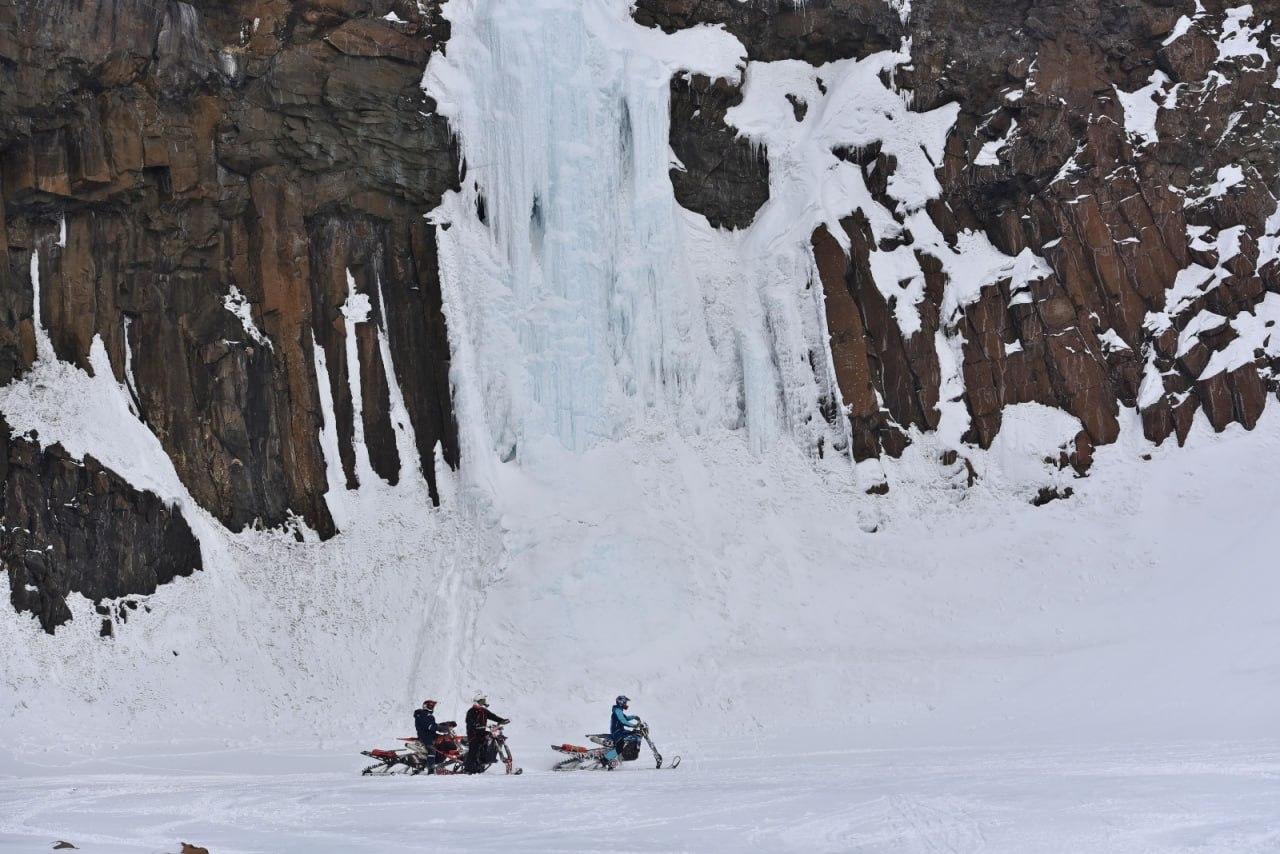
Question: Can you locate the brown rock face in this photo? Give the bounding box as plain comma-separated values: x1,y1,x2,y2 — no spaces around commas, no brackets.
812,215,939,461
643,0,1280,478
1,0,459,629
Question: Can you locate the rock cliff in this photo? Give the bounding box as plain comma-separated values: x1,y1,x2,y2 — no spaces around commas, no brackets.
641,0,1280,472
1,0,458,630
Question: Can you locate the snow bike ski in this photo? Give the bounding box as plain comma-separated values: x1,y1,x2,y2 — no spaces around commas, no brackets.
551,722,680,771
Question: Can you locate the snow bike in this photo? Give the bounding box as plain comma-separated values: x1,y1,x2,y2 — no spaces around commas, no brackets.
465,722,523,775
361,722,465,775
551,722,679,771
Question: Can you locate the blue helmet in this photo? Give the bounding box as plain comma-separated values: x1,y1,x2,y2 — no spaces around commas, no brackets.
616,695,630,707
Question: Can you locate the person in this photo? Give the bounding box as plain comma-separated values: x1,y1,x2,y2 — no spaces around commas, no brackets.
602,695,642,769
413,699,442,773
463,695,510,774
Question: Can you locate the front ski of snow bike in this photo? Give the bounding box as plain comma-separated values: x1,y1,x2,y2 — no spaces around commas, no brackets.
640,725,680,769
463,724,522,775
496,736,521,775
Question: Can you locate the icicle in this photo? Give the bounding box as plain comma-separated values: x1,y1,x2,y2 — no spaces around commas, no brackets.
29,246,55,363
432,440,456,506
312,337,351,528
341,269,379,486
121,316,141,417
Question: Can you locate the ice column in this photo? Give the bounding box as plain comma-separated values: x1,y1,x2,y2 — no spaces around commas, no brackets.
432,0,732,459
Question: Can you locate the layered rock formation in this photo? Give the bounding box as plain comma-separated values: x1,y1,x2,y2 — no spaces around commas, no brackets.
1,417,201,633
642,0,1280,476
1,0,458,630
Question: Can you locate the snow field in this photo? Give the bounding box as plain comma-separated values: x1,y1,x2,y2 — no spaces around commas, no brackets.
2,738,1278,853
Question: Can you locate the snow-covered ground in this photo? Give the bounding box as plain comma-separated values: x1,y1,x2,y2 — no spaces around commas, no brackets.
3,406,1278,852
3,738,1278,853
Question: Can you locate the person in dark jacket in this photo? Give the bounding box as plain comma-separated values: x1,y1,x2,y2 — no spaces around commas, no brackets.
413,699,442,773
602,695,641,768
463,695,510,774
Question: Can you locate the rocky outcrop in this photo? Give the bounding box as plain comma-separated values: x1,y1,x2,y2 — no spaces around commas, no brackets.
668,73,770,230
643,0,1280,475
1,0,459,630
1,418,201,633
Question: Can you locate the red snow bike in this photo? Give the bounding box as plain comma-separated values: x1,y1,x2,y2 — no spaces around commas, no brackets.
551,722,679,771
361,721,464,775
361,722,521,776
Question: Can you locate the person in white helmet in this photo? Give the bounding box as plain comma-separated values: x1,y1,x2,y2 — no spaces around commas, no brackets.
463,695,510,774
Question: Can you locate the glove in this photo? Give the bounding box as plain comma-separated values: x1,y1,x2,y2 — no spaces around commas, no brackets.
499,718,511,725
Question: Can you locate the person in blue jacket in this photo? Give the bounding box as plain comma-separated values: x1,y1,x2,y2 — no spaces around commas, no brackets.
602,695,642,769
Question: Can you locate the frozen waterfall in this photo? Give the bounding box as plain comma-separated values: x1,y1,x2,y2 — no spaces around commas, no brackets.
426,0,840,469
